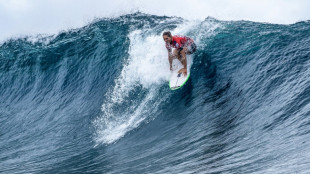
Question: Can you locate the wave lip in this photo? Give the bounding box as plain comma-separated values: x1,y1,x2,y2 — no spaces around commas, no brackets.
1,1,310,42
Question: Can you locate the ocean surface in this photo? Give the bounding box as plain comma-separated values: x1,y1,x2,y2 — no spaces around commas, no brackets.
1,13,310,174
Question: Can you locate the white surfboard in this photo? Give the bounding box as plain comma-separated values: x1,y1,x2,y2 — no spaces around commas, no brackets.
169,56,192,90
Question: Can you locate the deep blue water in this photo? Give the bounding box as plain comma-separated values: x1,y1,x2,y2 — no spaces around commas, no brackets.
1,13,310,174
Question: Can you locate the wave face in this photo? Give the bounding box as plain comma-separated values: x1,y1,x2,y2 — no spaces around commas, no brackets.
1,13,310,173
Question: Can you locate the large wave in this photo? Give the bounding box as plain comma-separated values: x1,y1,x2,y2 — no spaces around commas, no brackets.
1,13,310,173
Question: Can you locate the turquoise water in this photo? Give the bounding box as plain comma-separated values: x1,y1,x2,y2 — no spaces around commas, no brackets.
1,13,310,173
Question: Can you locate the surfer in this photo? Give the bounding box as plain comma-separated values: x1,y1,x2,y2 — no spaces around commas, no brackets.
163,31,196,76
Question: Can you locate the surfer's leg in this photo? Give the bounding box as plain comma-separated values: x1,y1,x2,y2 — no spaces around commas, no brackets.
173,49,181,60
176,48,188,75
180,48,188,67
186,43,196,55
173,48,183,62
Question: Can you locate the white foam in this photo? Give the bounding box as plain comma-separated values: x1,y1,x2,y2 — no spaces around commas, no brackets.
94,28,170,145
93,21,208,145
95,88,159,144
1,0,310,42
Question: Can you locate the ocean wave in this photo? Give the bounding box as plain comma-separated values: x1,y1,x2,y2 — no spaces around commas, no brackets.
1,13,310,173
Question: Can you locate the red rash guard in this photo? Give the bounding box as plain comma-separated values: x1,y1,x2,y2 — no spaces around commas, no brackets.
165,36,194,52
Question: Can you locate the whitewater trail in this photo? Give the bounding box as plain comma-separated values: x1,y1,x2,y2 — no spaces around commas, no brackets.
93,21,204,145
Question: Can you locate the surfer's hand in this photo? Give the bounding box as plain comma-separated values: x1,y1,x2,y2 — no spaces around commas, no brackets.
183,69,187,76
178,68,187,76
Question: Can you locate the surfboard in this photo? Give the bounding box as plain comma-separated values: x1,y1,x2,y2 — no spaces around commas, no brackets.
169,56,192,90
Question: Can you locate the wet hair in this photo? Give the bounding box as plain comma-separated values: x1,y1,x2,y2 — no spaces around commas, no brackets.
163,31,172,37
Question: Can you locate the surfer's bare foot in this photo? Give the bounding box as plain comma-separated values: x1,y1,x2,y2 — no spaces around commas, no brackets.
178,68,187,76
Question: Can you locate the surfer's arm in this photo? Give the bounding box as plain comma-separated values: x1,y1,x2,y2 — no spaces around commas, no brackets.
166,43,173,70
168,51,173,70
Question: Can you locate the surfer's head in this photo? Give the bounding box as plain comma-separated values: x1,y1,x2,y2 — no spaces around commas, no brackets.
163,31,172,43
